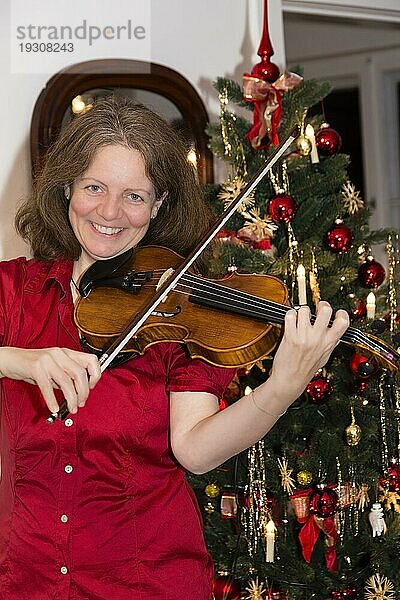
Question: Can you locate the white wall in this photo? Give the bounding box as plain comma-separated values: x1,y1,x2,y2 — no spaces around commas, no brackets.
0,0,285,261
284,13,400,61
283,0,400,22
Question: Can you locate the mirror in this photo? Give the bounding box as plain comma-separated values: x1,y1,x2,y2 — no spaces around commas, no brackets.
30,59,214,185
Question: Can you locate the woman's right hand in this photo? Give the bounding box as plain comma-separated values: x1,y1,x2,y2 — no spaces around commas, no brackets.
0,347,101,414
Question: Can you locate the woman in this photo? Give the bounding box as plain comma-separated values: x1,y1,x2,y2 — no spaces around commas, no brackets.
0,98,349,599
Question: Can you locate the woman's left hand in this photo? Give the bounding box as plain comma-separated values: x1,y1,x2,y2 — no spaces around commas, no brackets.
268,301,350,404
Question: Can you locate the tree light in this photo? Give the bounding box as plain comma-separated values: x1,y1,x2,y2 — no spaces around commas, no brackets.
71,95,86,114
186,148,197,170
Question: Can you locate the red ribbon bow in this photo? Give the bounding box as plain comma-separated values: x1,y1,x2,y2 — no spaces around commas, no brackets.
243,72,303,150
291,488,338,572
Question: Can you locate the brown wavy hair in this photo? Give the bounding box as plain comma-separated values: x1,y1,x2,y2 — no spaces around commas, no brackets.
16,97,213,262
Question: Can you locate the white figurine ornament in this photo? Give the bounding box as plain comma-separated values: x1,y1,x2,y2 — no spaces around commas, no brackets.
368,503,387,537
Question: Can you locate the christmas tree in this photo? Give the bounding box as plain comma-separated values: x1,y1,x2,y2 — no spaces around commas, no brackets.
187,3,400,599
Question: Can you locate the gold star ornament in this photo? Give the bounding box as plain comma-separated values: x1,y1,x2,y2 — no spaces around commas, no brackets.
245,578,266,600
218,176,255,214
341,181,364,215
277,457,296,495
365,573,395,600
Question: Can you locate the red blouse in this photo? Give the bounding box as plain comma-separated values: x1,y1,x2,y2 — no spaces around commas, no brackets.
0,258,235,600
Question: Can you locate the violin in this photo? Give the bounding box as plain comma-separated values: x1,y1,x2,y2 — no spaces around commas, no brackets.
73,244,400,374
74,245,287,367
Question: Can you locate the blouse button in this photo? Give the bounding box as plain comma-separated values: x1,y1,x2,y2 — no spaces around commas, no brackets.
64,418,73,427
60,514,68,523
60,566,68,575
64,465,73,474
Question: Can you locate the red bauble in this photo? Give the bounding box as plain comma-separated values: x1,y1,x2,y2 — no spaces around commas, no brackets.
251,55,280,83
315,123,342,156
306,375,333,404
213,575,241,600
250,0,280,83
387,459,400,492
353,379,368,395
309,486,338,518
325,220,354,253
358,256,386,288
329,589,358,600
349,353,377,379
266,589,284,600
252,238,272,251
350,298,367,321
341,588,358,599
268,194,297,223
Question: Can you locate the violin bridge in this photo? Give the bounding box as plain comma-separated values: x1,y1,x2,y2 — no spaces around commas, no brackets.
156,268,175,303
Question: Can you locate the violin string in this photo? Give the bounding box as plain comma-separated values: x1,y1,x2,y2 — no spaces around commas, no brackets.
150,272,396,361
178,275,398,362
186,274,386,355
143,273,293,325
129,270,398,364
178,274,366,344
178,279,387,358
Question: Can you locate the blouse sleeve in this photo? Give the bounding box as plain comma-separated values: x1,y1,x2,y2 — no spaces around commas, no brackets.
0,258,26,346
166,343,236,398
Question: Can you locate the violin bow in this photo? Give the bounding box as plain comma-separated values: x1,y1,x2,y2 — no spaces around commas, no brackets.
47,125,299,422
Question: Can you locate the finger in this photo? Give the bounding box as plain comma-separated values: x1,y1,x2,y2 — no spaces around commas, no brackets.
335,308,350,327
328,309,350,342
64,350,101,389
36,378,60,414
56,371,81,414
283,308,298,338
62,351,100,404
48,351,88,410
85,354,101,389
36,371,78,415
66,364,91,408
296,305,311,333
313,301,333,330
41,365,81,414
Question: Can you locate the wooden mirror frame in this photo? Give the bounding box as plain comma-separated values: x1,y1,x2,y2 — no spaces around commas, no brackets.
30,59,214,184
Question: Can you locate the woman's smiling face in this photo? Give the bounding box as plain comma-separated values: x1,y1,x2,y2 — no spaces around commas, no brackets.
69,144,164,273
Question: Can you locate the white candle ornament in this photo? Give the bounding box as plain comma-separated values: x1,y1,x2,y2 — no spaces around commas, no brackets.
305,124,319,164
264,517,276,562
297,263,308,305
366,291,376,320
